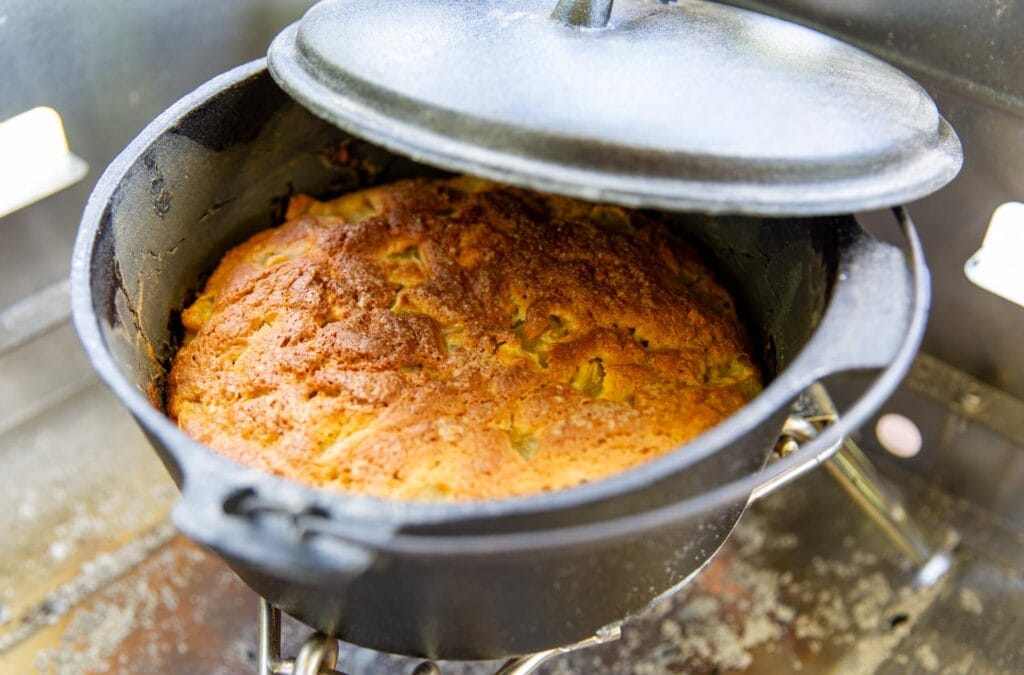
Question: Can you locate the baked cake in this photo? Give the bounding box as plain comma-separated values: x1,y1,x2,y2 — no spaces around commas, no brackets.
167,177,761,500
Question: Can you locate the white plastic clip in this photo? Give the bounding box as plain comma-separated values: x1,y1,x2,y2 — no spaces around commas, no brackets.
965,202,1024,308
0,107,88,219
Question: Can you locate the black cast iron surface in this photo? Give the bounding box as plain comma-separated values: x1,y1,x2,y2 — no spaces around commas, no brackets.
268,0,961,215
71,62,926,658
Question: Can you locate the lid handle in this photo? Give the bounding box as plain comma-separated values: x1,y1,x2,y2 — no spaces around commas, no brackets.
551,0,614,27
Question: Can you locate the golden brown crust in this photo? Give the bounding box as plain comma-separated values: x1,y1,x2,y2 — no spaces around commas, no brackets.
167,177,761,500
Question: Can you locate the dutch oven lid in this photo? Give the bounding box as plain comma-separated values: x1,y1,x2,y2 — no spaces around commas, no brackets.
268,0,962,216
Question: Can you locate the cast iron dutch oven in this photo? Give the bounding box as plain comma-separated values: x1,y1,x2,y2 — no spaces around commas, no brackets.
71,0,959,660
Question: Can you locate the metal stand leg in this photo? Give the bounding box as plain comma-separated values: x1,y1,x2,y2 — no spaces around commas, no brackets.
494,626,620,675
257,598,282,675
824,439,934,565
823,438,958,586
756,383,957,586
259,597,341,675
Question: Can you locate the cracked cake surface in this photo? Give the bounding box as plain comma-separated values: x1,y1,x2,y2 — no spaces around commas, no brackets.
167,177,761,500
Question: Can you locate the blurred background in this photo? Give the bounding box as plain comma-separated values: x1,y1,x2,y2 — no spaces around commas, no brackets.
1,1,1022,673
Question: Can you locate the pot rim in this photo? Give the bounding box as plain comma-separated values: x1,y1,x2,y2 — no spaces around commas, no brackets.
70,59,918,532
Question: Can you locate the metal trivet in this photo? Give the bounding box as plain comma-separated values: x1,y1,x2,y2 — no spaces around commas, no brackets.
256,384,958,674
257,597,620,675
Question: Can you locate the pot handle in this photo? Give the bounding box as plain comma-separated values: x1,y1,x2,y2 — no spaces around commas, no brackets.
172,467,375,585
782,209,930,389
